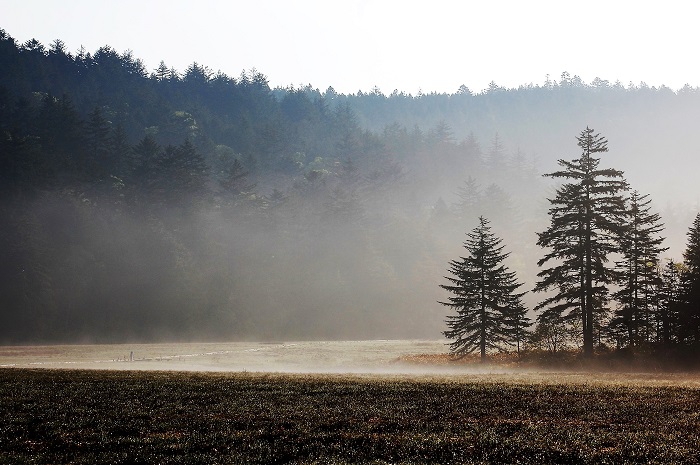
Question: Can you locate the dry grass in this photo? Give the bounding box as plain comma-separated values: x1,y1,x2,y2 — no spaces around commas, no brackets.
400,347,700,373
398,352,523,367
1,368,699,464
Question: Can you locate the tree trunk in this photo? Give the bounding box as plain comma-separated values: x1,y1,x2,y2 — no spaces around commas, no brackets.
584,199,594,357
480,259,487,362
480,303,486,362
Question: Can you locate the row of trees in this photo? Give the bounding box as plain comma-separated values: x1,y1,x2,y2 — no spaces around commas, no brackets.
1,63,544,342
3,29,699,346
441,128,700,360
2,72,539,343
0,29,533,188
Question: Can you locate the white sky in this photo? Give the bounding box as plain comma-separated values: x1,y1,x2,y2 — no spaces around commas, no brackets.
2,0,698,94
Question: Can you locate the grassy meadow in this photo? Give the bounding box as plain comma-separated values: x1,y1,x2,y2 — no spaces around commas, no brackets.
1,368,699,464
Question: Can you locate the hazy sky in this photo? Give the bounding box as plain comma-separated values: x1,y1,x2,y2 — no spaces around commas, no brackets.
2,0,698,94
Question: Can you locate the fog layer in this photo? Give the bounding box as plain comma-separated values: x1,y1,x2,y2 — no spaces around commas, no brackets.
1,33,699,344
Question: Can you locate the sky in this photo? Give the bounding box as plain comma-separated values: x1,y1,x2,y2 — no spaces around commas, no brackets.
2,0,698,95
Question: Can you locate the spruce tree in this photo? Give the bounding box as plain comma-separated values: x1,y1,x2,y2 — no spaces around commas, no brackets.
174,139,207,199
84,106,111,177
534,128,628,356
154,60,169,81
440,216,528,361
452,176,481,220
127,135,161,205
611,191,667,346
504,292,531,356
679,213,700,344
658,259,683,345
486,132,507,176
108,123,131,178
146,139,207,207
220,158,256,198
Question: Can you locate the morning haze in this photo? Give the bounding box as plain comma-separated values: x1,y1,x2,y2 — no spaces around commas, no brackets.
1,25,700,348
4,4,700,462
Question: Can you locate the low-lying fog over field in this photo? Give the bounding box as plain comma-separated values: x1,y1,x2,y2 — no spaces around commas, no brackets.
3,340,700,387
0,340,448,373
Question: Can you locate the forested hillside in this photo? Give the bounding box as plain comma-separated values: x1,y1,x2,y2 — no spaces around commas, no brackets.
1,29,699,343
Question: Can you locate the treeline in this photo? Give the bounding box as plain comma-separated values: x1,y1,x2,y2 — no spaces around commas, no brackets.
441,128,700,363
2,29,699,352
343,74,700,144
0,30,541,343
533,128,700,359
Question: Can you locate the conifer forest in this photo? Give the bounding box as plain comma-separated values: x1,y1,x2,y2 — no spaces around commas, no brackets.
2,29,700,362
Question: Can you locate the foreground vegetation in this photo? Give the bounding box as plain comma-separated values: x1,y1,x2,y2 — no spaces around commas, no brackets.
2,369,699,464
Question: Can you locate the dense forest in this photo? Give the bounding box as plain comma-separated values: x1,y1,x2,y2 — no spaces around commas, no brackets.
1,29,700,353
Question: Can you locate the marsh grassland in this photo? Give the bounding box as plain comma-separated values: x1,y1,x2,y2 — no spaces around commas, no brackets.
1,368,700,464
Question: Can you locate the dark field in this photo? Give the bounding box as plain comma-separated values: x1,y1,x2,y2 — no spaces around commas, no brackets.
0,369,700,464
1,369,699,464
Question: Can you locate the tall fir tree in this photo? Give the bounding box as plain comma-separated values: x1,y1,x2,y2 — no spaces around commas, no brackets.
84,106,111,177
153,60,169,81
173,139,207,200
679,213,700,345
108,123,131,178
486,132,507,177
505,291,531,356
610,191,667,346
440,216,528,361
534,128,628,356
658,259,684,345
127,134,161,205
452,176,481,220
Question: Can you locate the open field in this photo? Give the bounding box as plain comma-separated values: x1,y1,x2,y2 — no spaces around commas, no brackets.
2,368,700,464
2,341,700,463
0,341,451,374
3,340,700,385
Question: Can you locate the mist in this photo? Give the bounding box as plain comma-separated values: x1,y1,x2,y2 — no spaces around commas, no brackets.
2,31,700,346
